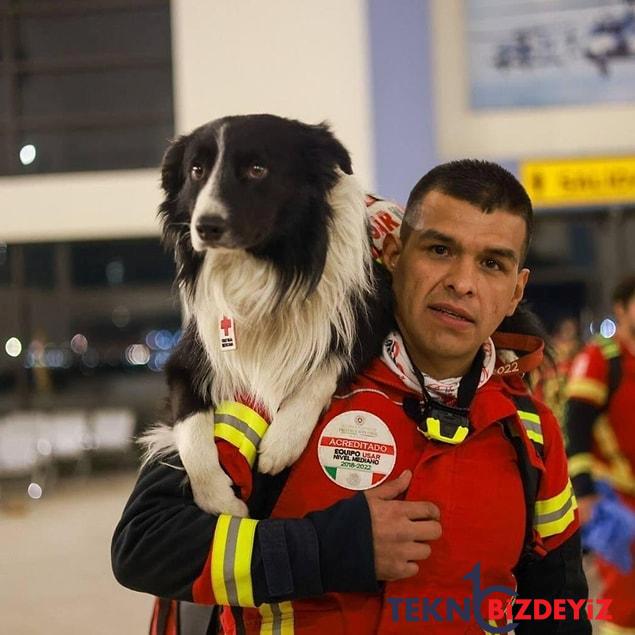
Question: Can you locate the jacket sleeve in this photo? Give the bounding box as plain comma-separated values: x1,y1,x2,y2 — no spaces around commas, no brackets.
563,345,608,498
514,403,591,634
111,453,379,606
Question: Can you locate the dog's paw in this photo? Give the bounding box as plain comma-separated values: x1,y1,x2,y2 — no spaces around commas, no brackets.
190,468,248,517
258,414,315,475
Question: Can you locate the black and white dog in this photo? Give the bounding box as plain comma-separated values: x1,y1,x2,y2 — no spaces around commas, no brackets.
142,114,394,515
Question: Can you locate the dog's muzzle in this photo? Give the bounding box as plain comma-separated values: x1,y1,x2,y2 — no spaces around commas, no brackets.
195,214,227,245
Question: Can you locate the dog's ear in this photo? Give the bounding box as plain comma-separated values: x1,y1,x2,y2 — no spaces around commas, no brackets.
160,134,190,198
310,122,353,175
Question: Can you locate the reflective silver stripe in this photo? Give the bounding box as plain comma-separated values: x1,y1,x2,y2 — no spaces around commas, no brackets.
535,493,574,525
223,516,241,605
271,603,282,635
521,419,542,436
216,412,264,447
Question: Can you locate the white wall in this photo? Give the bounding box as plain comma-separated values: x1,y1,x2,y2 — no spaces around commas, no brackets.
172,0,374,183
1,0,374,243
431,0,635,162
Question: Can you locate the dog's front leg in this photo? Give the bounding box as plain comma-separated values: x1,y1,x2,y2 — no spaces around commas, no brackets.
258,361,341,475
176,410,248,517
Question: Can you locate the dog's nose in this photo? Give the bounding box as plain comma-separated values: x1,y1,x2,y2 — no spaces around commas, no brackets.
196,215,227,242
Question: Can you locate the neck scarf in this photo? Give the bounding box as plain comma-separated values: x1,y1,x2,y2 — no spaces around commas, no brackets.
381,330,496,404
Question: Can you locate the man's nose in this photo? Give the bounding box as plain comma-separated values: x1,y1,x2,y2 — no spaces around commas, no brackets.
444,257,477,296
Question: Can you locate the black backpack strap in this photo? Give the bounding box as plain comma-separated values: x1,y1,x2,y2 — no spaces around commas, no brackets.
504,394,545,566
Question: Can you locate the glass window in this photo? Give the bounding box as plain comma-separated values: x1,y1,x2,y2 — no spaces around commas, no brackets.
23,243,55,289
17,121,172,174
70,238,175,288
1,1,173,175
16,7,171,61
18,67,173,119
0,243,10,285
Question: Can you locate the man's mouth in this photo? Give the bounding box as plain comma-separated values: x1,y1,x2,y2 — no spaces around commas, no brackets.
429,304,475,324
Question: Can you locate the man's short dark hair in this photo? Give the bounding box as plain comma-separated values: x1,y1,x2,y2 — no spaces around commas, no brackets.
613,275,635,307
402,159,534,265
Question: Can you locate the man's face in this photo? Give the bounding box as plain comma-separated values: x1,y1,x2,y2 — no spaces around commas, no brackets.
383,190,529,378
615,297,635,341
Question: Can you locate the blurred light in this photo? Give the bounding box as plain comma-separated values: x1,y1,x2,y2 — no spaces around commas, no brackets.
82,348,99,368
600,318,617,339
44,346,66,368
156,329,173,350
70,333,88,354
27,482,43,499
172,330,182,346
20,144,37,166
36,438,52,456
106,259,125,285
112,305,130,328
148,351,170,372
125,344,150,365
145,330,158,349
589,321,595,335
5,337,22,357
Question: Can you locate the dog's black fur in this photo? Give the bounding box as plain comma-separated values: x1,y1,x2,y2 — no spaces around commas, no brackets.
157,114,394,428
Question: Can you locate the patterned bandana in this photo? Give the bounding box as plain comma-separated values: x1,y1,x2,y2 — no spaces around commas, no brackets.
381,330,497,404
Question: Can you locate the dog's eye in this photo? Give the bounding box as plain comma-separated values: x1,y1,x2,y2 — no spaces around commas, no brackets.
246,164,268,180
190,164,205,181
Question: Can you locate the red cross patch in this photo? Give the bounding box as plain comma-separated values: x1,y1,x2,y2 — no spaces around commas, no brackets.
218,315,236,351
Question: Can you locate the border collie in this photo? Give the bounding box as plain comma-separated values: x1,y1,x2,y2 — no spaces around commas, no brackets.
141,114,393,515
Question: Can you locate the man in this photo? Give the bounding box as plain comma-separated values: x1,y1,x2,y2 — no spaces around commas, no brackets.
113,160,589,634
565,275,635,633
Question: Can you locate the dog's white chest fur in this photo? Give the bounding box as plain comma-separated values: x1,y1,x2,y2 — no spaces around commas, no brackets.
190,172,373,418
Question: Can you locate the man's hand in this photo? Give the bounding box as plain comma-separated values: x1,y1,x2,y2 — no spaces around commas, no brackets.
577,494,599,525
365,470,441,581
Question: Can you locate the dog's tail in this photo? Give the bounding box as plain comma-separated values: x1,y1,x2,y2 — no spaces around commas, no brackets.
137,423,178,467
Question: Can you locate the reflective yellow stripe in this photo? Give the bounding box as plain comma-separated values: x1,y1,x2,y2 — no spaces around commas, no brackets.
517,409,544,445
598,623,635,635
259,601,294,634
210,514,258,608
214,401,269,467
216,401,269,438
534,481,577,538
234,518,258,607
593,417,635,494
214,422,259,465
596,336,620,359
568,452,593,478
211,514,231,605
566,377,607,406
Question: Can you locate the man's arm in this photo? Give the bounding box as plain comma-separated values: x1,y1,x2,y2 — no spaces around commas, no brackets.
514,402,591,634
111,453,378,606
111,456,441,606
563,344,609,520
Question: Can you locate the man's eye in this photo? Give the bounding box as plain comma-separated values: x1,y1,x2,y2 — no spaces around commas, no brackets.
483,258,502,271
190,164,205,181
246,164,268,180
429,245,449,256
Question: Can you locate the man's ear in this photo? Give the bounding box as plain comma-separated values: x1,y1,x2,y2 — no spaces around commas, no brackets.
506,267,530,316
381,233,403,273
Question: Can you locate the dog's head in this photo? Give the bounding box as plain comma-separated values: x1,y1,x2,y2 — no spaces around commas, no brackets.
159,114,353,291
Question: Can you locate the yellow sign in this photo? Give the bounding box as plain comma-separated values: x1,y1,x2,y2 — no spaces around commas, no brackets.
520,157,635,207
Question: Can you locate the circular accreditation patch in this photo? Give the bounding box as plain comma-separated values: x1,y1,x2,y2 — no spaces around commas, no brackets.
317,410,397,490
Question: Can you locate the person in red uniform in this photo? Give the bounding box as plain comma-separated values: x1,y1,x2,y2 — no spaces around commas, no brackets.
112,160,590,634
565,275,635,633
532,317,582,427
